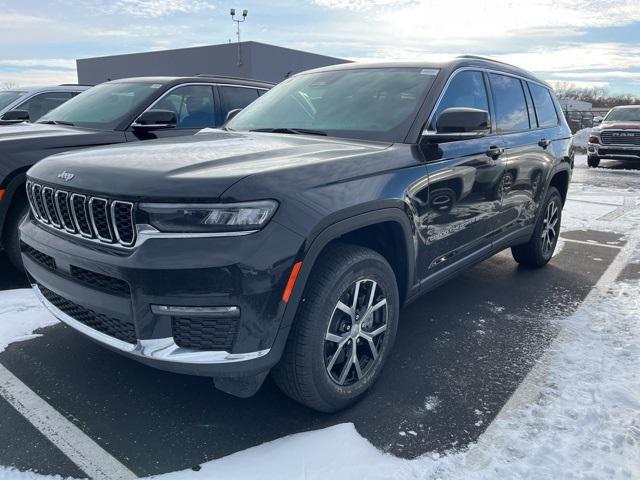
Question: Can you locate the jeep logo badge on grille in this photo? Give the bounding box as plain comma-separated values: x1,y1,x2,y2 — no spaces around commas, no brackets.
57,171,75,182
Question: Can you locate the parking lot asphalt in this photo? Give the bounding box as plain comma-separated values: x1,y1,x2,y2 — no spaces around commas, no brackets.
0,229,624,477
0,158,638,478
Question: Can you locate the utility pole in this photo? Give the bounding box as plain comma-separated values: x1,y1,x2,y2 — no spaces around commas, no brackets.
230,8,248,67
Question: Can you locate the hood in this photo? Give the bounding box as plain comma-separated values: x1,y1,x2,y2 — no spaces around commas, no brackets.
595,121,640,131
27,130,391,200
0,122,97,141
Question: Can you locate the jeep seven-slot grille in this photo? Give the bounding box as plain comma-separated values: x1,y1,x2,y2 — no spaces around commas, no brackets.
38,284,136,344
601,130,640,146
26,181,136,247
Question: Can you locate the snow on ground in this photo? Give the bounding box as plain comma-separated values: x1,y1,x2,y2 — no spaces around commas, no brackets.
0,289,57,354
1,161,639,479
571,127,591,150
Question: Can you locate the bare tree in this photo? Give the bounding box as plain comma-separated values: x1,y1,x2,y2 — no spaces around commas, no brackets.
553,82,640,108
0,81,20,90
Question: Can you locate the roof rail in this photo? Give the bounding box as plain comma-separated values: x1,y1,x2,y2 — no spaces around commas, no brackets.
456,55,516,68
58,83,94,87
195,74,274,84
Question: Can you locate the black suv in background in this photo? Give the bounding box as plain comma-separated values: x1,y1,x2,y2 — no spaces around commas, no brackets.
0,76,272,268
22,57,573,412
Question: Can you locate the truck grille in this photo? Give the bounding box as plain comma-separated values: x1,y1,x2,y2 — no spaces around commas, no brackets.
600,130,640,146
26,181,136,248
39,284,137,344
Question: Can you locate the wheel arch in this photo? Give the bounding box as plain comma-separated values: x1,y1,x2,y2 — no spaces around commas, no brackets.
548,167,570,205
280,207,416,330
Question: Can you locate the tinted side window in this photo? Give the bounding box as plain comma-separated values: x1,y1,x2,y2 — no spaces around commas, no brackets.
154,85,215,129
430,71,489,130
529,83,558,128
18,92,74,122
219,86,260,116
489,74,529,132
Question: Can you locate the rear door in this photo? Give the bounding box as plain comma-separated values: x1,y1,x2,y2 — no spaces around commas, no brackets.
488,73,555,237
417,70,507,280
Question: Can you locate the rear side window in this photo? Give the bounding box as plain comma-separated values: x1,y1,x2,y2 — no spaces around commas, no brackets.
489,74,529,132
219,86,260,114
17,92,74,122
430,71,489,130
529,83,558,128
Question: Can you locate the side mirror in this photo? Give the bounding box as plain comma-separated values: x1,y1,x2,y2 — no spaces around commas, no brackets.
593,116,603,126
435,107,490,136
132,109,177,130
1,109,30,124
225,108,242,123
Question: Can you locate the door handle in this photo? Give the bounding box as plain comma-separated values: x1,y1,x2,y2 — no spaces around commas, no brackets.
486,146,505,159
538,138,552,149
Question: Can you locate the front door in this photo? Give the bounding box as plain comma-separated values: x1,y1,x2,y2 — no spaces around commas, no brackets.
127,84,218,141
416,70,507,281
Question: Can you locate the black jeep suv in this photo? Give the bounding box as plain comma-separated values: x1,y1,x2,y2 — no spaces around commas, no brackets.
0,75,272,269
21,57,573,412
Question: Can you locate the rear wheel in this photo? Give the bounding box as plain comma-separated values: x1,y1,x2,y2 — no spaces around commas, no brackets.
511,187,562,268
272,244,399,412
587,156,600,168
3,196,29,271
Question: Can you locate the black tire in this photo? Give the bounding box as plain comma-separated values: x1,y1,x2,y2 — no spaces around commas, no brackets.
587,156,600,168
2,196,29,271
511,186,562,268
272,244,399,412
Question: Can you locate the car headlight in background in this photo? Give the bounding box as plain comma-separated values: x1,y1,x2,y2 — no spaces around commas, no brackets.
139,200,278,233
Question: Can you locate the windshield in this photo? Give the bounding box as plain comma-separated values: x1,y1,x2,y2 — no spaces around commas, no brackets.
604,107,640,122
227,67,439,142
37,82,162,130
0,91,26,111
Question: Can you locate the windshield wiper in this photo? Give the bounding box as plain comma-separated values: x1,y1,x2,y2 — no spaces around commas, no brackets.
38,120,75,126
250,127,327,136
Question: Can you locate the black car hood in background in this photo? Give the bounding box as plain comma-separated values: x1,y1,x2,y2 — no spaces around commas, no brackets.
0,123,126,183
28,130,391,200
0,122,99,142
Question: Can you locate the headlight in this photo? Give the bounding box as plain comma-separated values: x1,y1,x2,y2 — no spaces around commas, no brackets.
139,200,278,233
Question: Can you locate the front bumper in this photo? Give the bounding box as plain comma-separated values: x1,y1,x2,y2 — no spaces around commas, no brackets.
588,143,640,161
20,216,304,377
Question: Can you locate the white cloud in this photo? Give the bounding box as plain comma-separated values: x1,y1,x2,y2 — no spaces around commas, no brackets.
547,79,610,90
552,71,640,80
0,59,76,69
0,69,78,87
94,0,216,17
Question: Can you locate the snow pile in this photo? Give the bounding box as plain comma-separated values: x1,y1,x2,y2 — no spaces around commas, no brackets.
571,128,591,150
0,289,57,354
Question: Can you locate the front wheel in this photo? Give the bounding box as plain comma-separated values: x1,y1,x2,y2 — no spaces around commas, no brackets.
272,244,399,412
587,156,600,168
511,187,562,268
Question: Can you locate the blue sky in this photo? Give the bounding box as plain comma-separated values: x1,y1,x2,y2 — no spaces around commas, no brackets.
1,0,639,95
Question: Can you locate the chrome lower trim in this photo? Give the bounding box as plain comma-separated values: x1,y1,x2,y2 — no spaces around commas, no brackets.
151,304,240,318
33,284,269,365
593,144,640,151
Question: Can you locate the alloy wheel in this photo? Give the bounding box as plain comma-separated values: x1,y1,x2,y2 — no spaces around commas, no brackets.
324,279,388,386
541,199,559,255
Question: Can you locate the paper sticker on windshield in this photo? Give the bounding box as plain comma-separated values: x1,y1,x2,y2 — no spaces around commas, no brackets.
150,84,162,89
420,69,439,76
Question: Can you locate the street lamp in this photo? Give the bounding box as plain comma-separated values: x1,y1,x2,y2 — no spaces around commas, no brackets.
230,8,248,67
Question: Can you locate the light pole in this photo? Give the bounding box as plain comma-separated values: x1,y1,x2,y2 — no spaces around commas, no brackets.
230,8,248,67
